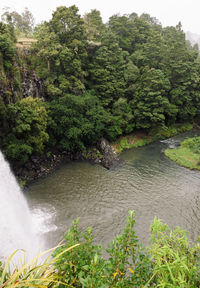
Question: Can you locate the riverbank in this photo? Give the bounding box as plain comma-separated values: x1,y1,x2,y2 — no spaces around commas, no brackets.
14,122,193,186
25,127,200,283
111,123,193,154
165,136,200,171
13,138,122,186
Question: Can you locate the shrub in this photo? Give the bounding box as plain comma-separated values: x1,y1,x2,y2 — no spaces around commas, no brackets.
54,211,153,288
149,218,200,287
1,213,199,287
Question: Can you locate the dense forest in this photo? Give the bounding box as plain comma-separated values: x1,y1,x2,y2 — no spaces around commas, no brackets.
0,6,200,167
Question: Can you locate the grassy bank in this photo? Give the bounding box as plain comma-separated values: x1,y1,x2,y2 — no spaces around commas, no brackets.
111,123,193,154
111,132,152,154
165,136,200,170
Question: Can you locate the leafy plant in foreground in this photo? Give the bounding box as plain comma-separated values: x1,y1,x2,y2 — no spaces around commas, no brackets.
1,213,200,287
0,244,79,288
54,210,153,287
149,217,200,288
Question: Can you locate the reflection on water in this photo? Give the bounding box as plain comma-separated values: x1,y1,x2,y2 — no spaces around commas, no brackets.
26,129,200,249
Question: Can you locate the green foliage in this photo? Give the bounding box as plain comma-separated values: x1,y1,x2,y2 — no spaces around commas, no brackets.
108,13,154,54
0,244,79,288
131,68,171,129
119,138,129,150
47,92,108,151
82,147,103,160
112,135,151,154
150,123,193,140
83,9,105,41
0,213,199,287
1,5,200,169
181,135,200,154
0,22,16,72
54,211,153,288
3,97,48,163
88,30,127,107
112,98,134,134
53,212,200,287
165,135,200,170
149,218,200,287
108,14,137,53
34,5,87,96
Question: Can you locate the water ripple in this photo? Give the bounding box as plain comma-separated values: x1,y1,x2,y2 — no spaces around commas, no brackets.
26,130,200,248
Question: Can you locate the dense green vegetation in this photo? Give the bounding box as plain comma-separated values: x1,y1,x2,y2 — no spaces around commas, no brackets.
0,5,200,166
1,212,200,287
111,123,193,154
1,7,200,287
165,135,200,170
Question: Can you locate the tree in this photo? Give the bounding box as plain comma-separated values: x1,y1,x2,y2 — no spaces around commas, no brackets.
34,6,87,96
33,22,62,79
3,97,48,163
124,58,139,98
83,9,105,42
1,7,35,36
88,30,127,108
133,29,164,69
47,92,108,151
140,13,161,28
111,97,134,136
108,14,137,53
108,14,152,54
131,68,172,129
161,24,200,122
0,21,16,70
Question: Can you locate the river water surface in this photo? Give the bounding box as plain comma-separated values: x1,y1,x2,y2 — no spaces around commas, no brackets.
26,130,200,250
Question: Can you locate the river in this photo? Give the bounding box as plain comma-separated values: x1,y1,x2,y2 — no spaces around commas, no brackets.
26,130,200,250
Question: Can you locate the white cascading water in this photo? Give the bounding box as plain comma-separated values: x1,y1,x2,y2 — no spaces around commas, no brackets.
0,150,39,265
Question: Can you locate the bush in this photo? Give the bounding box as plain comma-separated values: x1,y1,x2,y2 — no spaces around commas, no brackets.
149,218,200,287
54,211,153,288
54,212,200,287
1,212,199,287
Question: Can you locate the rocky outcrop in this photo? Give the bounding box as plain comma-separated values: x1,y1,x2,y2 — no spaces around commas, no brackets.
12,138,123,185
0,64,43,104
12,151,74,185
97,138,123,169
21,69,43,99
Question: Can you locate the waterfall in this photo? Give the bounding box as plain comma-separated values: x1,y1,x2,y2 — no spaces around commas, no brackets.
0,150,39,265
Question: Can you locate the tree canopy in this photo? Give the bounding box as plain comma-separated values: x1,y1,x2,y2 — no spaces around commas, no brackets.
1,6,200,165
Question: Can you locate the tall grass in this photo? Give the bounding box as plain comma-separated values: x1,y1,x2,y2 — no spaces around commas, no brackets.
111,123,193,154
0,244,79,288
112,135,152,154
